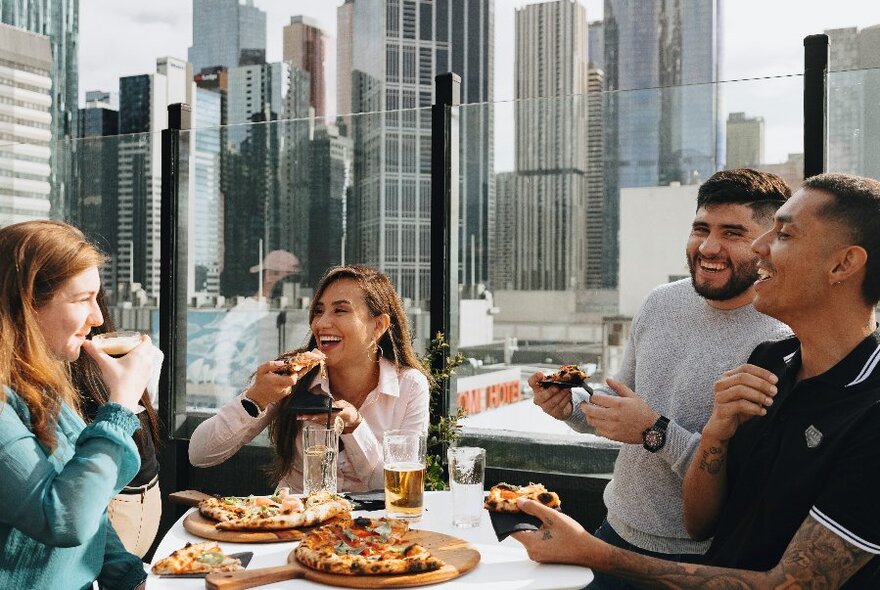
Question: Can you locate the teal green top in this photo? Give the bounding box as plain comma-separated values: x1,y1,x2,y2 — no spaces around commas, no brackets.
0,386,147,590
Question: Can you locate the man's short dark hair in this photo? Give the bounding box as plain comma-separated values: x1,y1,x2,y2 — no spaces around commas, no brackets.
697,168,791,222
804,173,880,306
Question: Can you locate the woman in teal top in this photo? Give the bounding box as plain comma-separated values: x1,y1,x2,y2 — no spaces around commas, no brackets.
0,220,155,590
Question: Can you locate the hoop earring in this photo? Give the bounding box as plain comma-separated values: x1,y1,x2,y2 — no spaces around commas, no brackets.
376,343,384,359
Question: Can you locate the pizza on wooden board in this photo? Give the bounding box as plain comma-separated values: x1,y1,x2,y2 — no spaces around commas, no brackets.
198,489,351,531
151,541,243,575
484,482,561,513
294,516,445,575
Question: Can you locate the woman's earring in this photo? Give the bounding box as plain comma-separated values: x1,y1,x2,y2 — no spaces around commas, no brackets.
376,342,384,360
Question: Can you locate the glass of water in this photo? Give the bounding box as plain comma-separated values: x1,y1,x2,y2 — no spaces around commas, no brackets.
302,423,339,495
447,446,486,528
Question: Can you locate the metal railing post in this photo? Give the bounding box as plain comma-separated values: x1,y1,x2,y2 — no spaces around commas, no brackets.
429,72,461,429
804,34,829,178
157,102,191,553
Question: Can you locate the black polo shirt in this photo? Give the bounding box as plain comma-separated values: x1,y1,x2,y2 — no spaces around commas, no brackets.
703,331,880,587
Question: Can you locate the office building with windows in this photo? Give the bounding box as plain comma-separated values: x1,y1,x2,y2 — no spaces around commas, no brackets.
283,15,327,119
339,0,493,302
0,23,51,227
189,0,266,73
1,0,77,219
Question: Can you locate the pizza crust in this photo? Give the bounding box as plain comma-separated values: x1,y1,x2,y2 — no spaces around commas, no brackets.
151,541,243,575
484,482,561,513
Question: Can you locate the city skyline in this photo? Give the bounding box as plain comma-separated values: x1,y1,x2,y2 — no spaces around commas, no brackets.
79,0,880,166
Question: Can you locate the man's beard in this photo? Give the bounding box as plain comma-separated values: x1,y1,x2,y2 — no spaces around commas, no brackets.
688,255,759,302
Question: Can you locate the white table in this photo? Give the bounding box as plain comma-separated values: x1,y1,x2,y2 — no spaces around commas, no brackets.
147,491,593,589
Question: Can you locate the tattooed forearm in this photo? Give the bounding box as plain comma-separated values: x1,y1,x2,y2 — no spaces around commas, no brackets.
699,445,726,475
597,516,872,589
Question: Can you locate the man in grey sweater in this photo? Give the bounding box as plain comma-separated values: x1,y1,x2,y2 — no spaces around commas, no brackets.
530,168,792,589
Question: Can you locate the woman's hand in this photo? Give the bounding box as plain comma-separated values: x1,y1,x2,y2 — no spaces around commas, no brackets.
298,399,362,434
243,360,300,410
82,334,154,412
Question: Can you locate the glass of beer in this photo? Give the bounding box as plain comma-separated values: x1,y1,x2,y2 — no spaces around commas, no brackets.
383,429,426,521
302,423,339,495
92,331,142,358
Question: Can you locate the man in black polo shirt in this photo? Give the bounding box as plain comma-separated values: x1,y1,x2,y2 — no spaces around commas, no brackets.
511,173,880,588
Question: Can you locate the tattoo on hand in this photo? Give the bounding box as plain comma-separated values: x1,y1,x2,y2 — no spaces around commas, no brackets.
699,445,725,475
541,529,552,541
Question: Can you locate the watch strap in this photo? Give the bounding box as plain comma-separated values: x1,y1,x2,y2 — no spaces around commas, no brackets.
240,396,263,418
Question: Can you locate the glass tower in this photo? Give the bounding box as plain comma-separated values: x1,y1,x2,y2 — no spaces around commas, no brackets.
188,0,266,73
0,0,79,219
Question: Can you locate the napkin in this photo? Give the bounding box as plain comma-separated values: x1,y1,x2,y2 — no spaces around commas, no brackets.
488,510,544,541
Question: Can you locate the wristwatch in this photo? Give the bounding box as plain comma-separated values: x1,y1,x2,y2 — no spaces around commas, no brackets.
240,396,263,418
642,415,670,452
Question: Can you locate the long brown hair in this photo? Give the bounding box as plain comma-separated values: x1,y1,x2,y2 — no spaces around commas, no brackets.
267,265,431,484
68,289,161,450
0,220,106,451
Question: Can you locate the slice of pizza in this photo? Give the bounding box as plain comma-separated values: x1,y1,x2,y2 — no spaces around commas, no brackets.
484,482,561,513
152,541,243,575
274,348,327,379
295,516,445,575
546,364,587,385
214,491,352,531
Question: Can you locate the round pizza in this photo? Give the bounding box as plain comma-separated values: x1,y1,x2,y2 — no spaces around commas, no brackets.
484,482,561,513
151,541,243,575
198,488,351,531
294,516,445,575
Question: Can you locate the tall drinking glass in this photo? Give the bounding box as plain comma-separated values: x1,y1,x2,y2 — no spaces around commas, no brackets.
448,446,486,527
383,430,426,520
302,424,339,495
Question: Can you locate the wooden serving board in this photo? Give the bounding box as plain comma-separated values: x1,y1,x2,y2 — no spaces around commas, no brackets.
183,511,311,544
205,529,480,589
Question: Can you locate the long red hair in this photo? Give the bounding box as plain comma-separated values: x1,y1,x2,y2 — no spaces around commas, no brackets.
0,220,107,451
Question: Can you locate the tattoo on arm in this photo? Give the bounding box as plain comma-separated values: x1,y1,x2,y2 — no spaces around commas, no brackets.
541,529,552,541
699,445,726,475
602,516,873,589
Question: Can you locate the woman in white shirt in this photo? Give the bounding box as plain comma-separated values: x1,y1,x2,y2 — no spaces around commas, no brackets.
189,265,431,492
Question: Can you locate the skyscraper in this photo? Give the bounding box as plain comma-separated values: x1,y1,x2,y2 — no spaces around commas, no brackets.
117,57,195,300
586,66,606,288
188,0,266,73
75,90,119,288
726,112,764,169
0,24,52,227
511,0,589,291
603,0,723,286
1,0,78,219
340,0,494,303
826,25,880,179
283,16,327,119
220,61,289,298
193,88,223,295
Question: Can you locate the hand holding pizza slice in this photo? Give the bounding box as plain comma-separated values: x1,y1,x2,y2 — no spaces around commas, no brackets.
484,482,561,513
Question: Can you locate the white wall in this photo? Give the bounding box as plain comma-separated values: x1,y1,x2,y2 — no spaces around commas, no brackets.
618,184,697,317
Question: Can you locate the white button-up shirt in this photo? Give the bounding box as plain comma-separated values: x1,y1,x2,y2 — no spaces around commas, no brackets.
189,357,430,492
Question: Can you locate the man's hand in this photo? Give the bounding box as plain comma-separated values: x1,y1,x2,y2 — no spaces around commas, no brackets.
528,372,573,420
703,364,778,442
510,498,605,567
582,378,658,444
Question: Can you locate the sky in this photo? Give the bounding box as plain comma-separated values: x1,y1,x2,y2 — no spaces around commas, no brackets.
80,0,880,167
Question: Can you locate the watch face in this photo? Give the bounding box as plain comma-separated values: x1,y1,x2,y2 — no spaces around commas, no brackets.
644,428,665,451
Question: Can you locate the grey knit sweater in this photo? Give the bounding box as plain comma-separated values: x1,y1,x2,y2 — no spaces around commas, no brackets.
568,279,791,554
